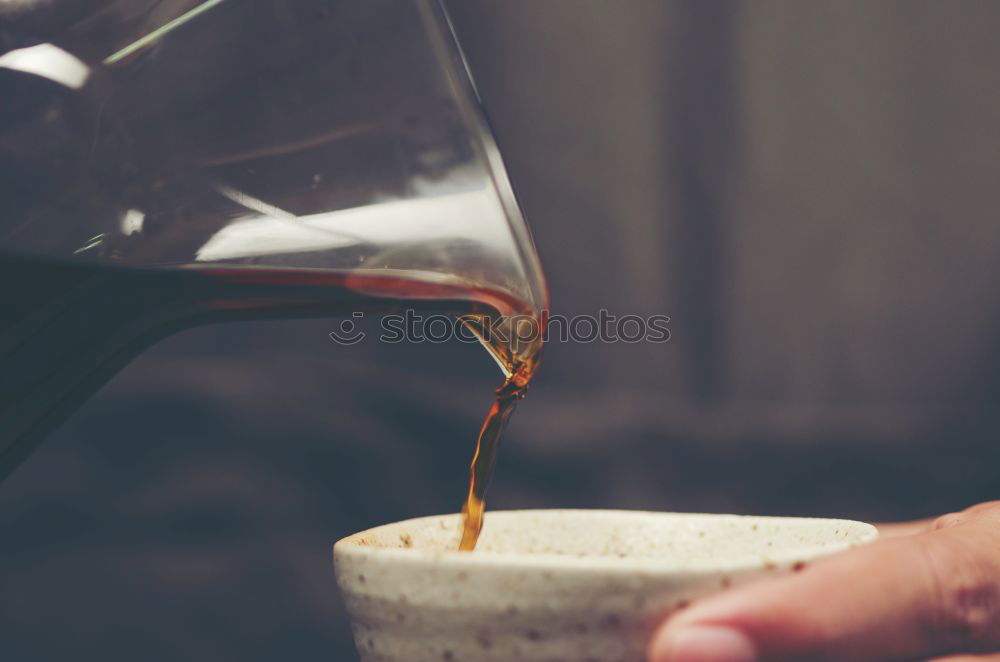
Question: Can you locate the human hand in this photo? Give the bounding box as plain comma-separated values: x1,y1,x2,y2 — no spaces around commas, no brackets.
648,502,1000,662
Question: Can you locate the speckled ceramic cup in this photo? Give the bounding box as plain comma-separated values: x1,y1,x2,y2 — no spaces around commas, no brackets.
334,509,877,662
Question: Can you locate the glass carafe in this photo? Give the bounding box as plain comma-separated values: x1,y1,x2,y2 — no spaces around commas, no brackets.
0,0,548,479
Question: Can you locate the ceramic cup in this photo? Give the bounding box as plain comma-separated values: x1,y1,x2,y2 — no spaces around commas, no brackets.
334,509,877,662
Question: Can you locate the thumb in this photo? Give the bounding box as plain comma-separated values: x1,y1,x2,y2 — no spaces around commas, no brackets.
648,521,1000,662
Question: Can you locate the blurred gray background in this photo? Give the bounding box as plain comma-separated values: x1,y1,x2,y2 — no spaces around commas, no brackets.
4,1,1000,659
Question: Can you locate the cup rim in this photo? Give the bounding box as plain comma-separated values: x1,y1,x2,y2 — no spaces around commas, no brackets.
333,508,878,576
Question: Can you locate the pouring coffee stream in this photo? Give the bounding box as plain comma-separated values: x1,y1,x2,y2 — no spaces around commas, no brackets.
457,316,543,550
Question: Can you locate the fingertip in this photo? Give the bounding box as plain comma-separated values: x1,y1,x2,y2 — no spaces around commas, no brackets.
649,624,758,662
